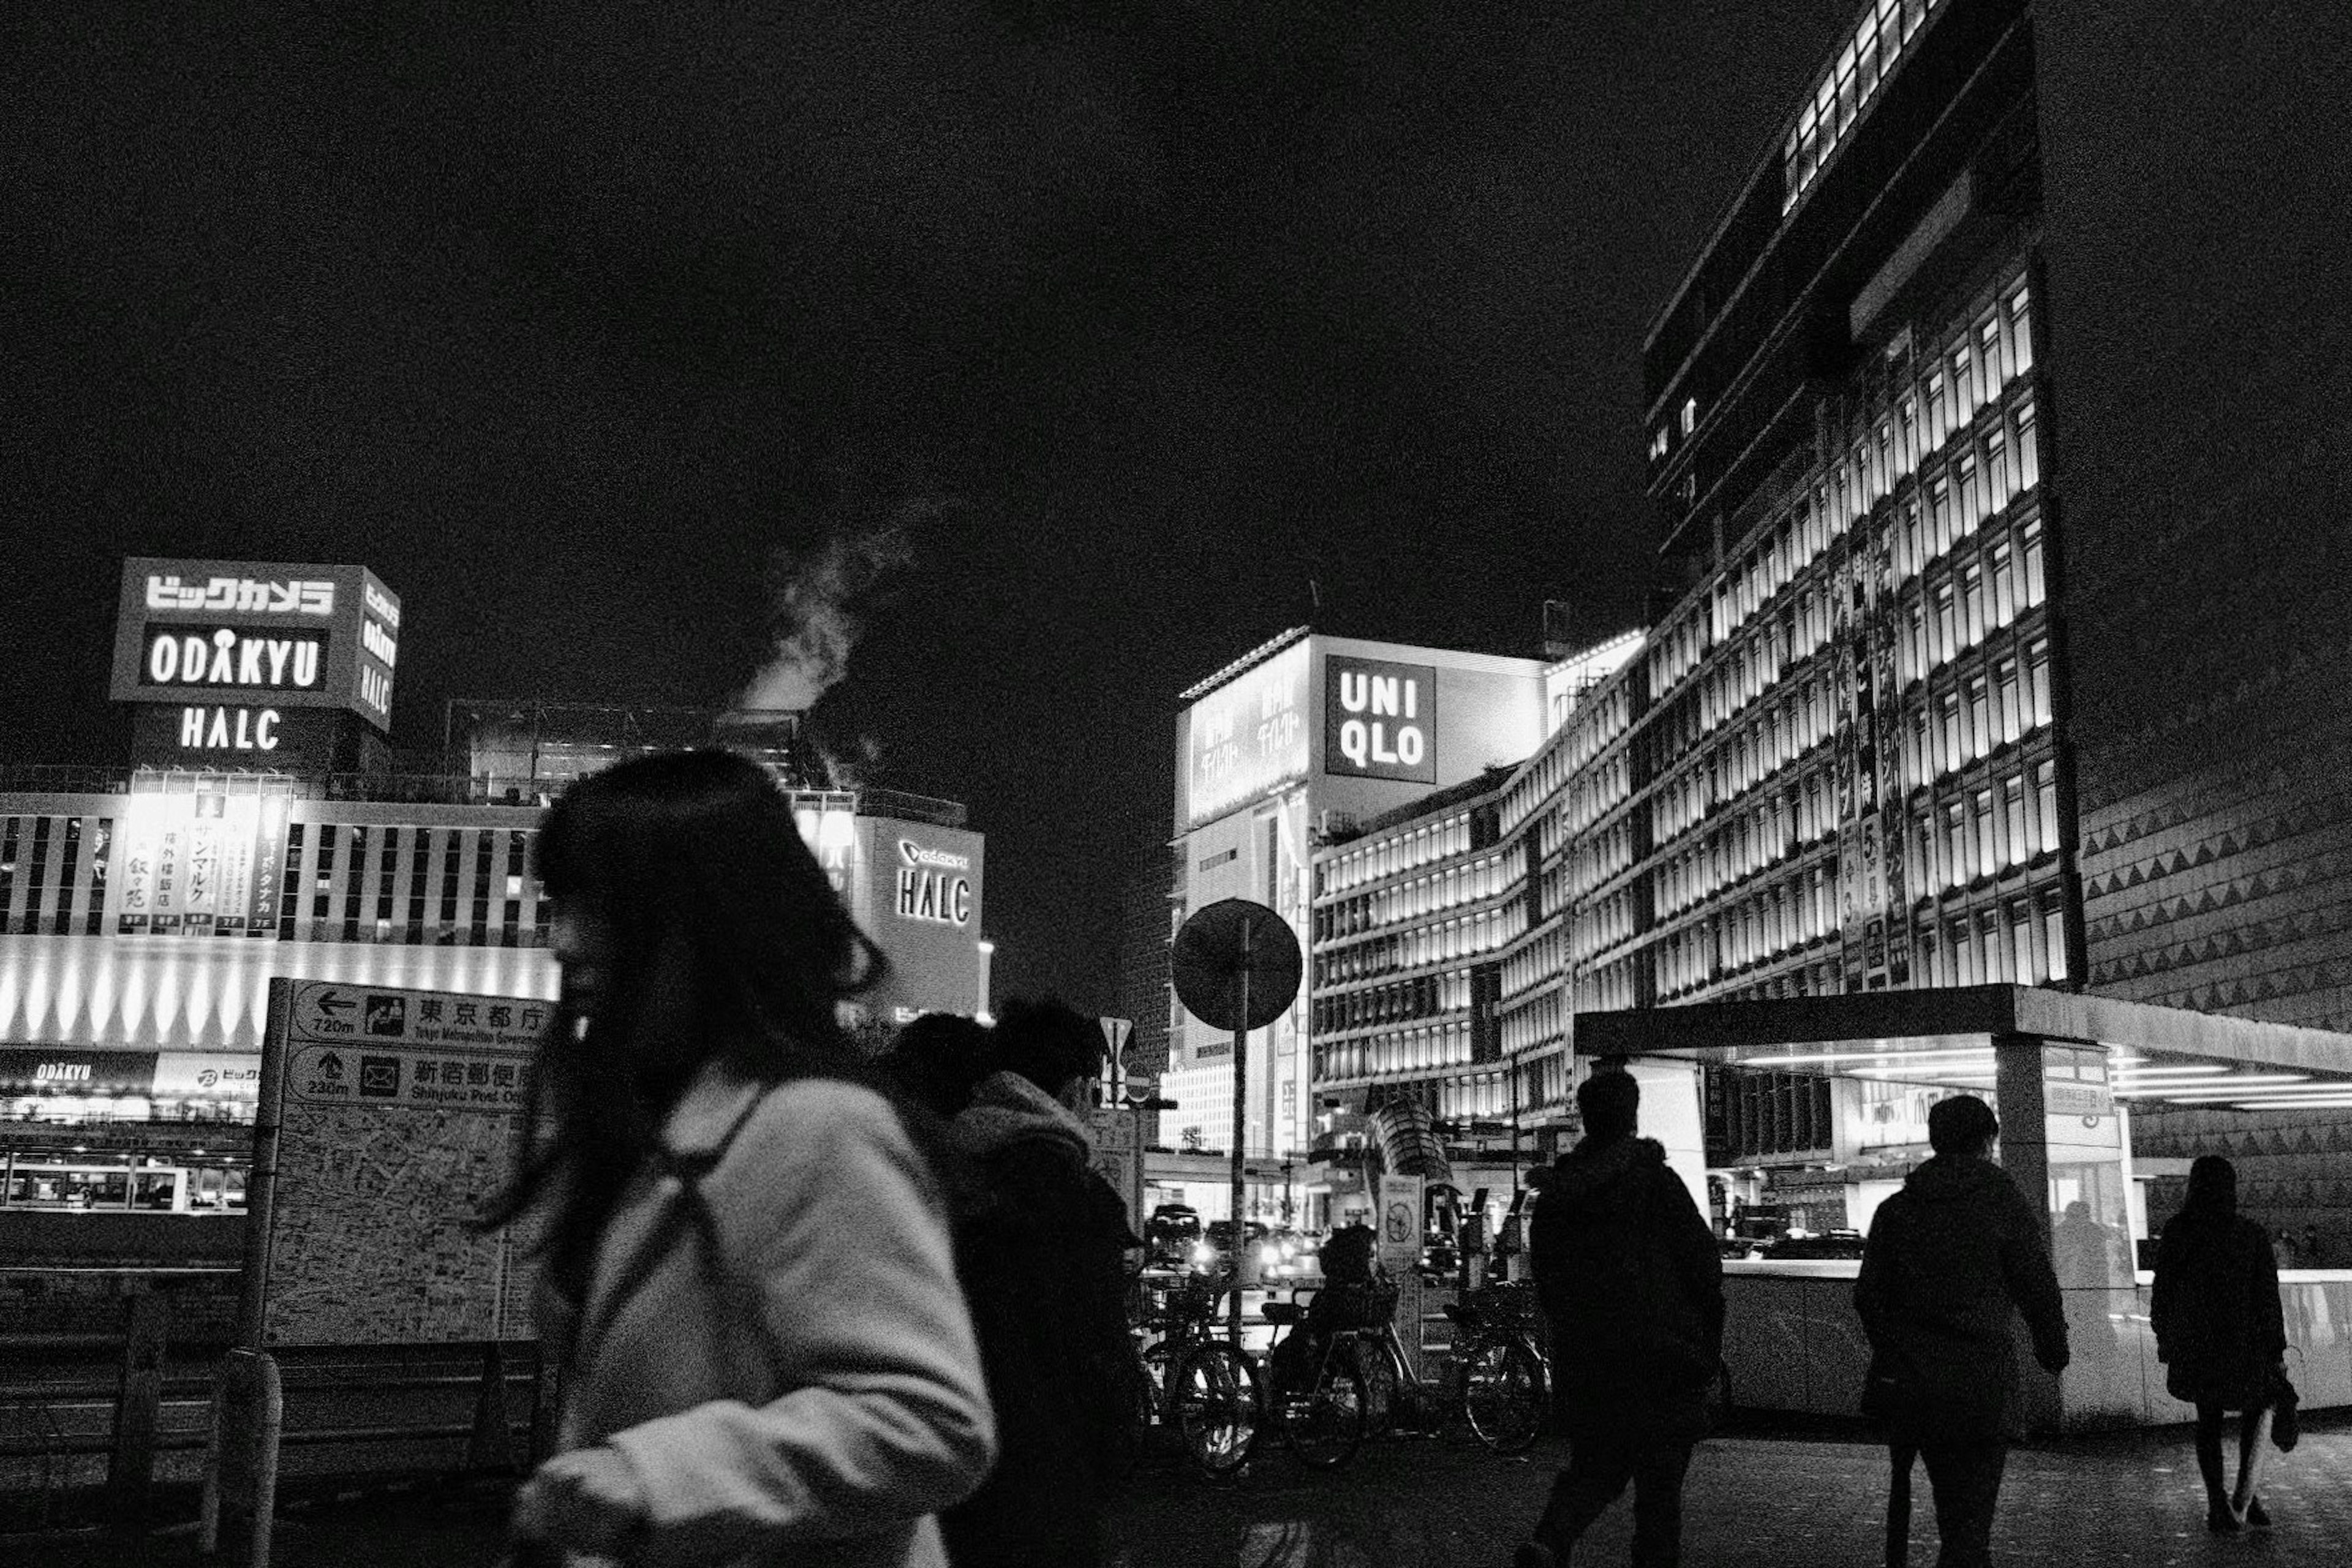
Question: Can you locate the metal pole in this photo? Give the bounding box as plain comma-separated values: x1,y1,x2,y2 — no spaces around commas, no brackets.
1229,918,1250,1355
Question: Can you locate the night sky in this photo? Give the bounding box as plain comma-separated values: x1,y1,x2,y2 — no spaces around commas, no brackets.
6,2,1850,1010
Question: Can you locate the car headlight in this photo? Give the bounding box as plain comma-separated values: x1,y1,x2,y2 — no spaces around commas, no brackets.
1258,1244,1280,1265
1191,1242,1213,1263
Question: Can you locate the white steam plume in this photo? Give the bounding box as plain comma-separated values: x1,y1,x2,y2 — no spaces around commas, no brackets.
736,522,919,714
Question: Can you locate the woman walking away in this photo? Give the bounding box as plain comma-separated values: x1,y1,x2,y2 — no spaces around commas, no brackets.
2152,1155,2286,1533
483,750,995,1567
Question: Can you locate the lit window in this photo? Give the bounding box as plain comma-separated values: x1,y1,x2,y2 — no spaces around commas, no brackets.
1681,397,1698,436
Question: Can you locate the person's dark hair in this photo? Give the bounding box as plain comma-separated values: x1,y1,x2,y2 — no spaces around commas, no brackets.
476,750,891,1297
2183,1153,2238,1217
882,1012,997,1120
992,995,1102,1095
1927,1093,2000,1157
1577,1067,1640,1141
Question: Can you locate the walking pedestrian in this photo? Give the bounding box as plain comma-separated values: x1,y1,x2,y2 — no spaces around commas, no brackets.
920,995,1140,1568
2272,1227,2296,1269
2301,1224,2324,1265
2151,1155,2287,1532
1513,1066,1724,1568
484,751,995,1568
1853,1094,2068,1568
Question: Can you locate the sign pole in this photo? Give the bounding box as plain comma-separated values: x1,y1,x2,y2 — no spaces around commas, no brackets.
1229,916,1250,1355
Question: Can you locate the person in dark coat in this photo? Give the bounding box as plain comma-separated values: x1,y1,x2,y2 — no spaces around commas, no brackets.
2151,1155,2287,1532
886,997,1137,1568
1513,1066,1724,1568
1853,1095,2067,1568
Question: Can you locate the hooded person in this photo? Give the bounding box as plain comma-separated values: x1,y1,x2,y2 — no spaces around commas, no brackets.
1515,1065,1724,1568
1853,1093,2068,1568
937,997,1139,1568
2151,1154,2287,1532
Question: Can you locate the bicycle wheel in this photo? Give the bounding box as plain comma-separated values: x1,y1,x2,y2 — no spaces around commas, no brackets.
1174,1343,1259,1478
1461,1336,1547,1455
1273,1349,1367,1469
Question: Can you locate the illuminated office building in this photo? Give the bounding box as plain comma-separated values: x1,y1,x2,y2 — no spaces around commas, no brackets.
1159,630,1544,1211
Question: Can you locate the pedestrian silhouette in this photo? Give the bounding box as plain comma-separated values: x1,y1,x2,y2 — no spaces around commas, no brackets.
1515,1066,1723,1568
2151,1155,2287,1532
886,996,1138,1568
483,751,994,1567
1854,1095,2067,1568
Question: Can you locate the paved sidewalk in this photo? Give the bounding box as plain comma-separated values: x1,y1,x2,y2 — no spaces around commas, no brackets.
10,1415,2349,1566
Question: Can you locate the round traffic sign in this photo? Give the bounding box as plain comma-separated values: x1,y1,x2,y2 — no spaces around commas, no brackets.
1170,898,1301,1032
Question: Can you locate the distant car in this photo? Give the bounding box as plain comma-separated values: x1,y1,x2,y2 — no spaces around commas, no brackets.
1194,1219,1270,1275
1144,1204,1202,1267
1256,1226,1321,1280
1418,1233,1462,1282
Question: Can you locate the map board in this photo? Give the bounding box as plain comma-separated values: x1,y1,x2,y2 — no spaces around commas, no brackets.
254,978,546,1347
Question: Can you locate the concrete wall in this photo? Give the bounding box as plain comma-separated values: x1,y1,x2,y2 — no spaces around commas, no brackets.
1722,1261,2352,1431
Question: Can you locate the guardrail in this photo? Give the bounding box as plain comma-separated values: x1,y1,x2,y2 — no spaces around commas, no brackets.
2,1275,543,1540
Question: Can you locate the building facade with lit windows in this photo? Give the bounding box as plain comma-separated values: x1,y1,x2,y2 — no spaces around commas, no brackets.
1619,0,2080,1188
1488,630,1648,1146
0,563,990,1229
1308,769,1517,1125
1566,0,2352,1242
1158,629,1545,1218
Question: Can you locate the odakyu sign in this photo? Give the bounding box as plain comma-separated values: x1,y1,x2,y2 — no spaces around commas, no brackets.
1325,655,1437,783
111,558,402,731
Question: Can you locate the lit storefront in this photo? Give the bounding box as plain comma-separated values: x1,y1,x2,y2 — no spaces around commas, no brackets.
1580,987,2352,1431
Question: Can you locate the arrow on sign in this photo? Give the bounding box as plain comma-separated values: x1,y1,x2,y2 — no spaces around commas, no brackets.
315,991,355,1017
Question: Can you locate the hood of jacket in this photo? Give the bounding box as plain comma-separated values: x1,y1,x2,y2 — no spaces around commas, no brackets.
951,1069,1094,1161
1901,1152,2010,1204
1547,1135,1670,1212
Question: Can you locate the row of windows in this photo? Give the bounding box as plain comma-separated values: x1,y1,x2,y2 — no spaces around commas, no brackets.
1500,930,1566,1003
1504,680,1636,835
1317,810,1476,897
1655,770,1839,922
284,824,543,948
1917,889,2070,986
1498,989,1563,1058
1316,1018,1476,1084
1653,673,1838,848
1896,510,2047,688
0,815,110,937
1912,760,2062,899
1901,636,2055,791
1310,969,1474,1037
1891,398,2041,592
1782,0,1940,213
1312,853,1517,938
1551,752,1635,845
1656,862,1841,999
1435,1071,1515,1123
1564,819,1637,904
1311,911,1508,986
1572,889,1637,965
1651,274,2035,710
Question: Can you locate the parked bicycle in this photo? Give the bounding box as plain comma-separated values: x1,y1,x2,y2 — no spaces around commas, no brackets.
1262,1276,1551,1469
1121,1267,1261,1479
1442,1279,1550,1455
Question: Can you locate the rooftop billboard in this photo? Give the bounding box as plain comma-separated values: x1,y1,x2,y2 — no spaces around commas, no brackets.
110,559,403,733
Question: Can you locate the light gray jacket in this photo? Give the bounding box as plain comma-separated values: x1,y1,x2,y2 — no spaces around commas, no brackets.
546,1065,995,1567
